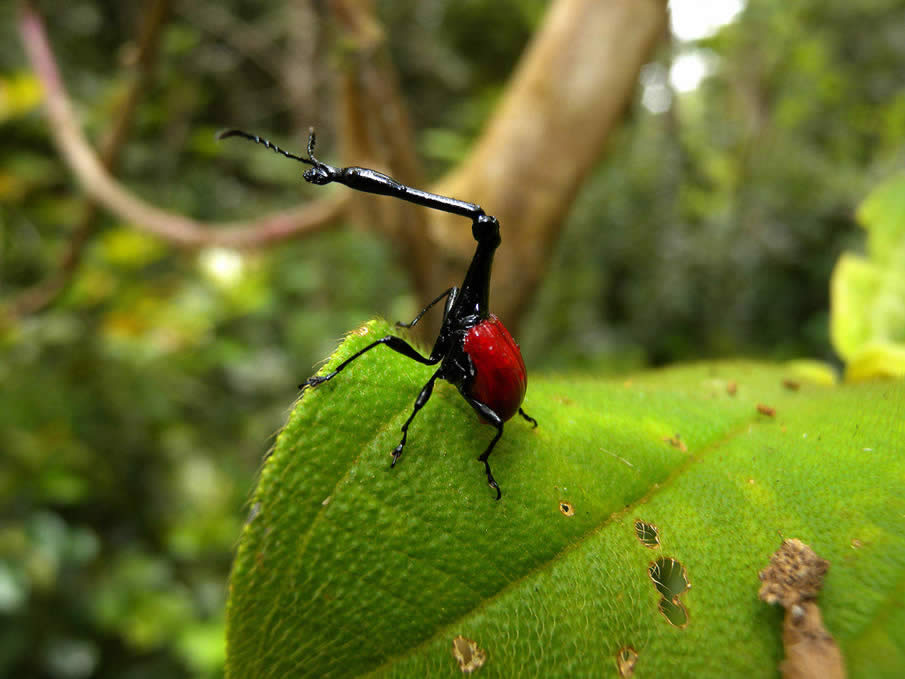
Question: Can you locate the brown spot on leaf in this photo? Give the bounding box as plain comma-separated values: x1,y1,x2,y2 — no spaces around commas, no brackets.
616,645,639,677
780,602,845,679
782,379,801,391
663,433,688,452
757,403,776,417
758,539,843,679
727,380,738,396
451,635,486,674
758,539,829,608
560,501,575,517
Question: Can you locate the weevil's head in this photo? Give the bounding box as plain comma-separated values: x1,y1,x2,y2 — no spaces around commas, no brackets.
472,215,501,249
303,165,334,185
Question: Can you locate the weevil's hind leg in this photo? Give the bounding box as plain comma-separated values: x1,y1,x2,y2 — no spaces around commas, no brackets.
299,335,438,390
465,398,505,500
392,368,442,467
518,407,538,429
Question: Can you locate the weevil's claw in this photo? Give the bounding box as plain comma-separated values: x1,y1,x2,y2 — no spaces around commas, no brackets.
482,460,502,500
490,479,502,501
391,444,404,467
519,408,538,428
300,374,333,391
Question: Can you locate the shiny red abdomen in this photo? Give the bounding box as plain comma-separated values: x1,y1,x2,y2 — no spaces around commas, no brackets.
463,314,527,422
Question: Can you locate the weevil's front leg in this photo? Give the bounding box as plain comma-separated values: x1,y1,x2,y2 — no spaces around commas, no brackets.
300,336,438,390
392,368,443,467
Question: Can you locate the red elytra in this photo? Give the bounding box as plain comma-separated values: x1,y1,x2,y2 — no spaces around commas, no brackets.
463,314,527,423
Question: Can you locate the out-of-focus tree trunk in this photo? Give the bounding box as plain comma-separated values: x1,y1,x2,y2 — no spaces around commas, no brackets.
337,0,668,337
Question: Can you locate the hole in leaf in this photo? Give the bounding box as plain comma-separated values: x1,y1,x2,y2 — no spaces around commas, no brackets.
648,558,690,600
648,558,690,628
634,520,660,548
451,635,486,674
616,645,638,677
658,596,689,627
559,501,575,517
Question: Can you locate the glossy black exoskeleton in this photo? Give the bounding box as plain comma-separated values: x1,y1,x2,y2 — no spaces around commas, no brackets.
219,129,537,499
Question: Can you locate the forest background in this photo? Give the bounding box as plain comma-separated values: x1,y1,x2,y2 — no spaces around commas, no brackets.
2,1,904,677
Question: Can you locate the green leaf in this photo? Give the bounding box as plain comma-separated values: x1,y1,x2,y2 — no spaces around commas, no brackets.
0,72,42,124
857,173,905,266
227,320,905,678
831,174,905,379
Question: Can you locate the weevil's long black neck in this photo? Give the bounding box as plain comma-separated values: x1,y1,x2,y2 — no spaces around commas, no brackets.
219,128,487,220
218,129,504,321
454,215,501,320
336,169,484,220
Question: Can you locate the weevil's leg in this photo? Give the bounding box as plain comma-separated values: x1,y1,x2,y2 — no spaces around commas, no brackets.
396,288,455,329
464,398,505,500
518,408,538,428
300,336,438,390
391,368,442,467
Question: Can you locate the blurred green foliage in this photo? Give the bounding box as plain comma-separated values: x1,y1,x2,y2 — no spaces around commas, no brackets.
1,0,904,677
831,173,905,379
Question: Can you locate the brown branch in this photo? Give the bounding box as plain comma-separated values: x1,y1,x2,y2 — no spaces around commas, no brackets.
10,0,171,318
173,0,283,79
328,0,445,342
18,2,345,252
427,0,669,333
330,0,668,336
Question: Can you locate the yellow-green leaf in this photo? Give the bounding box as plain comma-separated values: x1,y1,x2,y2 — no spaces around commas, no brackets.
831,175,905,378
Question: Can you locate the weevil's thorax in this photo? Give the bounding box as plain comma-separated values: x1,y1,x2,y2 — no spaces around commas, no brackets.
437,214,526,420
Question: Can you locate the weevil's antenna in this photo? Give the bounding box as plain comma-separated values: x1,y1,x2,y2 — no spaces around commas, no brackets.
217,129,315,167
306,127,319,165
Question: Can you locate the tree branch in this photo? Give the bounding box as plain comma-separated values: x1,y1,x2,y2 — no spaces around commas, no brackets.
18,2,345,251
10,0,172,318
429,0,668,332
329,0,668,335
329,0,435,322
